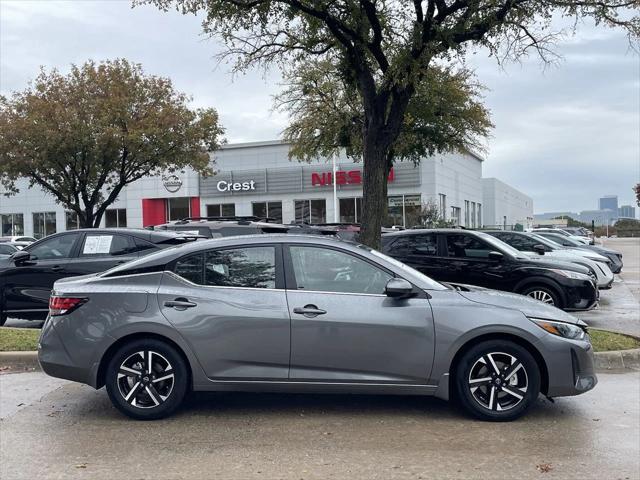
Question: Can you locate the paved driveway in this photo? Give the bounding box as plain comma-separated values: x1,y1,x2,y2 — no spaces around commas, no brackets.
0,371,638,480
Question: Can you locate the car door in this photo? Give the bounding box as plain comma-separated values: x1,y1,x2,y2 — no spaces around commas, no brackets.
158,244,290,380
64,232,140,276
285,244,435,383
3,232,82,316
442,233,510,289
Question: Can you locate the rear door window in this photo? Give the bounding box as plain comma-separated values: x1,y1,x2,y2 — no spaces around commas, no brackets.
172,247,277,289
80,234,134,257
205,247,276,289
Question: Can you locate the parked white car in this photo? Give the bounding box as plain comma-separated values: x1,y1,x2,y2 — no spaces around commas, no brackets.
532,228,591,245
485,231,614,289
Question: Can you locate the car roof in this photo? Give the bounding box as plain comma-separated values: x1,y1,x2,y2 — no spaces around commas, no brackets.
382,228,478,237
25,228,200,246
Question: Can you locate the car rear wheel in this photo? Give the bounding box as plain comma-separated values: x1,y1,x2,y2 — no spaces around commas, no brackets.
520,285,561,308
454,340,540,421
105,339,188,420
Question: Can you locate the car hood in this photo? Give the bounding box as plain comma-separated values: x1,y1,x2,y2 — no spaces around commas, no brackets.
450,283,583,325
519,254,590,274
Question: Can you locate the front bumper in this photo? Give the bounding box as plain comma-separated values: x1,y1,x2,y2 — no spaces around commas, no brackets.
541,336,598,398
562,279,599,311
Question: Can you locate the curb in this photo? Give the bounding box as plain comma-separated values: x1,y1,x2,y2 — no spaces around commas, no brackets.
1,348,639,375
0,351,40,373
593,348,640,371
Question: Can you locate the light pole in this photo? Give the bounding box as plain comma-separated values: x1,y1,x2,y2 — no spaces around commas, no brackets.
332,152,338,223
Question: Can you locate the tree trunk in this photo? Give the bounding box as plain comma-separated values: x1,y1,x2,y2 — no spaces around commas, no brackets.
359,130,392,250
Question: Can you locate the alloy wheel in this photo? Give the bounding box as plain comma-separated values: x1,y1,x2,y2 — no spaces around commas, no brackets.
527,290,555,305
468,352,528,412
117,350,175,409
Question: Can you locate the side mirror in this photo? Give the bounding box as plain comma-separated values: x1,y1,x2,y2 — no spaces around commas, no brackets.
385,278,414,298
533,244,546,255
488,251,504,261
11,250,31,265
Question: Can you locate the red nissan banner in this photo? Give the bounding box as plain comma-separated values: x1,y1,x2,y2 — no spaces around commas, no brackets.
311,168,395,186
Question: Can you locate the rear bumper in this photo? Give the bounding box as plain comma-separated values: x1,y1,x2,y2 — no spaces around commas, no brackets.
37,317,96,387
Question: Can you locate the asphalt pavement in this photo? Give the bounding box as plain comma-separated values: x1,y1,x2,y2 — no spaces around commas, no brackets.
0,370,638,480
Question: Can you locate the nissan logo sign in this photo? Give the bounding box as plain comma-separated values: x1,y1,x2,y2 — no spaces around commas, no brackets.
163,175,183,193
216,180,256,192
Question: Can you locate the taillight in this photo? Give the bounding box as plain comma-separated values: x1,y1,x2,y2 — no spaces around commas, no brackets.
49,296,87,316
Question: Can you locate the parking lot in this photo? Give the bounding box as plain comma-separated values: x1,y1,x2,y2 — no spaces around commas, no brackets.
0,238,638,480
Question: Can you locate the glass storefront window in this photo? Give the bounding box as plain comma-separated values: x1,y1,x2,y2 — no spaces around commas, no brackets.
252,202,282,223
1,213,24,236
477,204,482,228
386,195,421,228
464,200,470,227
66,211,80,230
206,204,236,218
451,207,461,227
166,198,190,221
105,209,127,228
339,198,362,223
33,212,57,239
295,199,326,224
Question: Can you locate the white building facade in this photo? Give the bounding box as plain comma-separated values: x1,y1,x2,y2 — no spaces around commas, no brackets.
482,177,534,229
0,140,532,237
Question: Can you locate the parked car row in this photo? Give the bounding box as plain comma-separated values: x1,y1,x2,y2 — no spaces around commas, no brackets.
0,219,623,325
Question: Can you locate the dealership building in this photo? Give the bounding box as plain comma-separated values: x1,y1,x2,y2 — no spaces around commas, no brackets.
0,140,533,238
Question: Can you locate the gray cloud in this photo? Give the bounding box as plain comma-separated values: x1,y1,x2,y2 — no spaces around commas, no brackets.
1,1,638,212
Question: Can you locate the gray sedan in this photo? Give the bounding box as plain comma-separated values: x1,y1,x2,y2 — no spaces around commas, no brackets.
38,235,597,421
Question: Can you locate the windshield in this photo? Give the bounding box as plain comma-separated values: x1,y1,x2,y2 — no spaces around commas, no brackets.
367,248,448,290
475,232,527,259
528,233,561,249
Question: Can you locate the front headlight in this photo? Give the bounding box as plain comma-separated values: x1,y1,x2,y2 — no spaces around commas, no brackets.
549,269,590,280
530,318,587,341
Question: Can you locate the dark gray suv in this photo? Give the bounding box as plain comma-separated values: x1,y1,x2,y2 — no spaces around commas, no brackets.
38,235,597,421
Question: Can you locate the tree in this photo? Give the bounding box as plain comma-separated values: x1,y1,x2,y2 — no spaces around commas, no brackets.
634,183,640,206
405,199,455,228
140,0,639,248
274,58,492,168
0,59,224,228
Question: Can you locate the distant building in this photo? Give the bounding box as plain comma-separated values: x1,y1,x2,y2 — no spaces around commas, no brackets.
482,178,534,229
533,211,580,221
579,209,617,226
599,195,618,212
618,205,636,219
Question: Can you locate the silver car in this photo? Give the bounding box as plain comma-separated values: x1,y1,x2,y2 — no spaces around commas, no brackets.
38,235,597,421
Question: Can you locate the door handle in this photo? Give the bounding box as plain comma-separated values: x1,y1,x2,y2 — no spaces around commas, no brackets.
293,305,327,317
51,265,65,272
164,298,197,309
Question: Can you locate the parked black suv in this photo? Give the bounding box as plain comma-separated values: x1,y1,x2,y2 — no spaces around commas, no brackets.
0,228,200,325
382,229,598,311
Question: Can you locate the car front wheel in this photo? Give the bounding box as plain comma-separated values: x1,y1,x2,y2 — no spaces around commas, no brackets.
105,339,188,420
454,340,541,421
520,285,561,308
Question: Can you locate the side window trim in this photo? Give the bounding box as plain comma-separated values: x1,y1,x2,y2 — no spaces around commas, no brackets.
168,244,285,290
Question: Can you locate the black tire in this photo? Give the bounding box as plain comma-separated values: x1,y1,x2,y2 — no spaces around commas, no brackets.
0,311,6,327
520,284,562,308
454,340,541,422
105,339,188,420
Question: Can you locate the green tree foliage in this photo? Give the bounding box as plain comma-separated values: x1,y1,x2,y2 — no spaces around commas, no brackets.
140,0,639,248
274,59,493,169
0,59,224,228
634,183,640,206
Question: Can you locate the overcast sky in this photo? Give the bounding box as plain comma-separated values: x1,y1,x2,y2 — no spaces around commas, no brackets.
1,0,638,214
